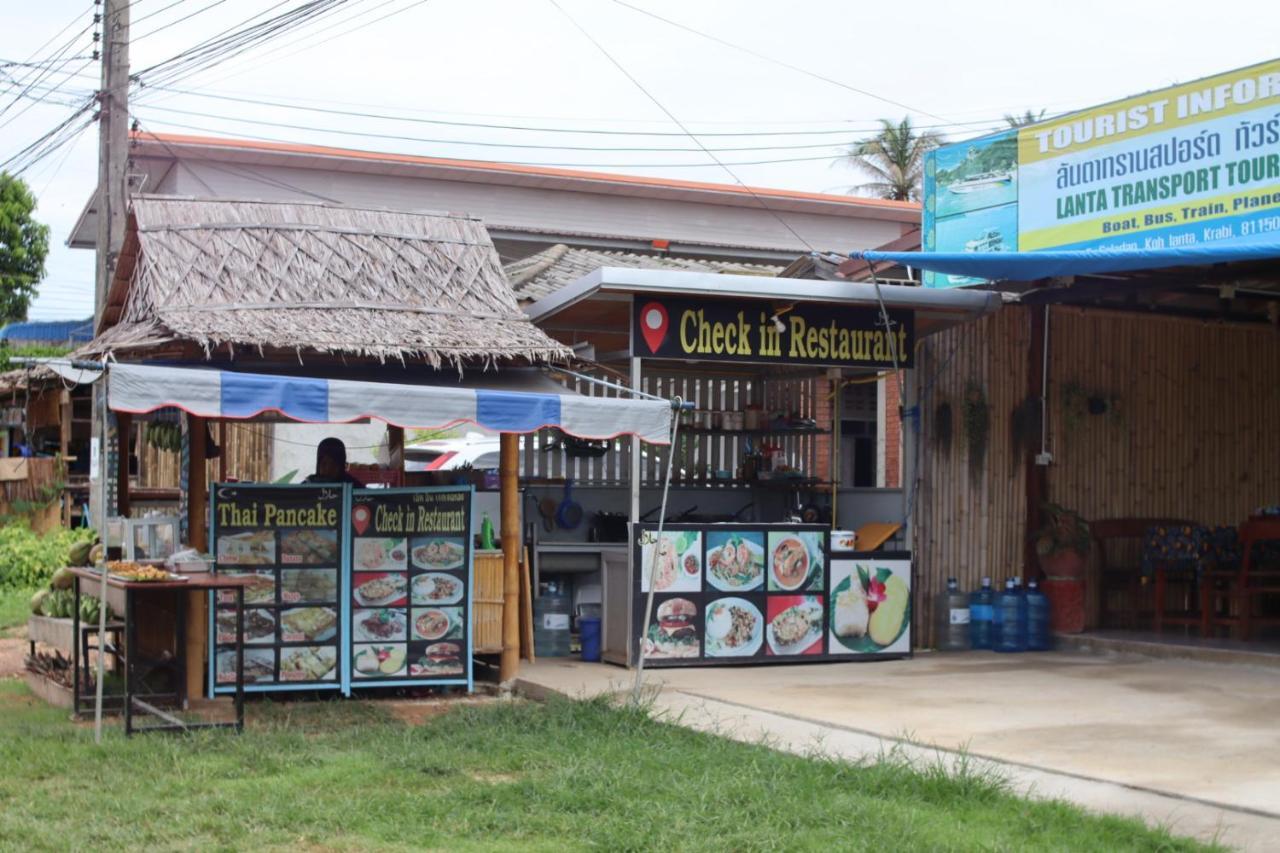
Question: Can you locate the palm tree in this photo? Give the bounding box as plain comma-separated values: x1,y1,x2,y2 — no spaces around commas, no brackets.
843,118,944,202
1004,109,1046,128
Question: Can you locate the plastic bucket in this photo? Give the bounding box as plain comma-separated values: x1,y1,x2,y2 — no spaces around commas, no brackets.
579,617,602,662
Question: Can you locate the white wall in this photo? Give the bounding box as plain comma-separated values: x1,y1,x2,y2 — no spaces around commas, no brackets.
269,422,386,482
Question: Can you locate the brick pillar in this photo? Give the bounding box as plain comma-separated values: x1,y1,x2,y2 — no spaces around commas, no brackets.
884,374,902,488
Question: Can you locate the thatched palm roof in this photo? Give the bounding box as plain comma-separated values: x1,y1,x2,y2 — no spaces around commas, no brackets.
85,197,572,367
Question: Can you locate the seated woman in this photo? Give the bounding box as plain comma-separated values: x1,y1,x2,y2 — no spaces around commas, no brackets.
304,437,361,485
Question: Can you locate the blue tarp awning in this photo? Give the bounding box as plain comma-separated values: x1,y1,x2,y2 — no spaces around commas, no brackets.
854,242,1280,282
108,363,673,444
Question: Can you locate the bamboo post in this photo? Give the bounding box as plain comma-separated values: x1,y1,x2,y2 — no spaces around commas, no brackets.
499,433,520,682
59,390,71,526
186,415,208,700
218,420,227,483
116,412,131,519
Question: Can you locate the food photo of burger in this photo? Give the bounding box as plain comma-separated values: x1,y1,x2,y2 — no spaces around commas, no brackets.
644,597,699,658
411,642,464,677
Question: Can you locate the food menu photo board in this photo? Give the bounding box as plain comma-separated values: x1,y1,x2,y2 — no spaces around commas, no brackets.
347,487,472,691
209,484,346,693
632,524,912,667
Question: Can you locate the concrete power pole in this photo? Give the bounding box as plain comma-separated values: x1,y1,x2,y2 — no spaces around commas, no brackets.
90,0,130,545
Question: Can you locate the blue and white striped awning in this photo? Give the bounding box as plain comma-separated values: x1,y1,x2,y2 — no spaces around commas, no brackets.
108,363,672,444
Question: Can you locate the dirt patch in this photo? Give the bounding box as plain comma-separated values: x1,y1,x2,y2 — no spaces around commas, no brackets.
385,696,502,725
0,637,27,679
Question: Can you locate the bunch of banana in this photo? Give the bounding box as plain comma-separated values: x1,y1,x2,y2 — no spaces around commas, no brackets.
145,421,182,452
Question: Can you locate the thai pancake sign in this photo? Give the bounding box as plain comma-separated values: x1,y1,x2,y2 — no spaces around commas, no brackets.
632,297,913,369
209,484,345,693
347,487,473,691
631,522,913,667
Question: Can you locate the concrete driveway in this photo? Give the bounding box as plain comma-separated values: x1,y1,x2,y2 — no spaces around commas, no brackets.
517,651,1280,850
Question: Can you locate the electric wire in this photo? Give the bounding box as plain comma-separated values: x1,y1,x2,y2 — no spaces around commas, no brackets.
131,115,878,169
133,0,232,42
545,0,817,250
610,0,953,124
136,101,892,153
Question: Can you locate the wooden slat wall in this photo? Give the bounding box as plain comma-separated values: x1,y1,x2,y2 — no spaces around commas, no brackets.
915,308,1030,647
916,304,1280,645
520,370,819,487
1046,308,1280,626
138,421,274,488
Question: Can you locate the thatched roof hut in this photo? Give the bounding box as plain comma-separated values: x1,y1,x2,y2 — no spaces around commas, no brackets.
84,196,572,368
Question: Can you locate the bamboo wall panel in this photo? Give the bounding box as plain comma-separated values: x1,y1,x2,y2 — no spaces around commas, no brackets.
915,308,1030,647
472,551,505,654
139,421,273,488
917,304,1280,644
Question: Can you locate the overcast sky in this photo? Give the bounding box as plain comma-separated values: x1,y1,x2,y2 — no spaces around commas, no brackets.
3,0,1278,321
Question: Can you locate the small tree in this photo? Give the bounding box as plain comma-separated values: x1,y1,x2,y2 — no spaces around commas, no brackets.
1004,109,1047,128
0,172,50,325
842,118,945,202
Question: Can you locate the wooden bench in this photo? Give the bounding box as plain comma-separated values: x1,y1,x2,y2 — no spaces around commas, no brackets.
1213,518,1280,640
1091,518,1194,630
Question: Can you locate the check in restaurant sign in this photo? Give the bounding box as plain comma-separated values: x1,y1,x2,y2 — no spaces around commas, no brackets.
632,297,913,369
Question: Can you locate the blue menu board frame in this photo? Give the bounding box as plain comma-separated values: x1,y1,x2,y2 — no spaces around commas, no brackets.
345,486,473,693
207,483,349,695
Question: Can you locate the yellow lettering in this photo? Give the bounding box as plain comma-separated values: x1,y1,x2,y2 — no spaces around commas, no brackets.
788,315,807,357
711,321,725,354
680,310,697,353
872,331,886,362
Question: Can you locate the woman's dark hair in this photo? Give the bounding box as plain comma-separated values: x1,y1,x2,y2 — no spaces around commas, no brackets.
316,437,347,468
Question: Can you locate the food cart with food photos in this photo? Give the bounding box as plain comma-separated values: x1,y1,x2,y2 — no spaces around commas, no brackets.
524,268,1001,668
627,523,911,666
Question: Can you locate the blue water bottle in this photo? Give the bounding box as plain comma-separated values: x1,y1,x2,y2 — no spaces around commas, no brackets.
995,579,1026,653
969,577,994,650
1025,579,1051,651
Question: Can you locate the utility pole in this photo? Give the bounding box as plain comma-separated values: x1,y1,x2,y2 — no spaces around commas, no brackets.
91,0,129,744
94,0,130,319
90,0,130,537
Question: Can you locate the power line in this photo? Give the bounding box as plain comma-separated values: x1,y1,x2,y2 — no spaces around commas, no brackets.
161,0,425,92
136,102,884,153
545,0,817,250
132,115,869,169
133,0,350,92
610,0,953,124
134,0,232,42
131,83,1009,138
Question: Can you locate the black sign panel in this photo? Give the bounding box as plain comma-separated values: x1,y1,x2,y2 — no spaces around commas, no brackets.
631,297,913,368
347,487,472,690
632,523,912,667
210,484,344,692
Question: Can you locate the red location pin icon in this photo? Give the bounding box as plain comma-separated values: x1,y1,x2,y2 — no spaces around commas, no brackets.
639,302,668,353
352,504,372,535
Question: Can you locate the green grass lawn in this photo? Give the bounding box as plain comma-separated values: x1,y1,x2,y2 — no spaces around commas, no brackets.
0,681,1213,851
0,588,34,633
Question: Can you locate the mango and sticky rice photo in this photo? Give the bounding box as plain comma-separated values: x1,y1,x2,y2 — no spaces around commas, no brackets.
828,561,910,654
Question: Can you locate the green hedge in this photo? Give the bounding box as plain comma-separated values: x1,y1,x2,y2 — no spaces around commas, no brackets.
0,522,95,590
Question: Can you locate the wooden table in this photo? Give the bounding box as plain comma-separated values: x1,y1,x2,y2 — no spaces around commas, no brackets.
70,567,256,736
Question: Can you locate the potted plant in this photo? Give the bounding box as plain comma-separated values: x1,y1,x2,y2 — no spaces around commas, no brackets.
1032,502,1091,633
1033,502,1091,577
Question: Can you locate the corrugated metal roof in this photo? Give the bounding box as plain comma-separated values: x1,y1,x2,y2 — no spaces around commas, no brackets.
0,318,94,344
504,244,784,303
